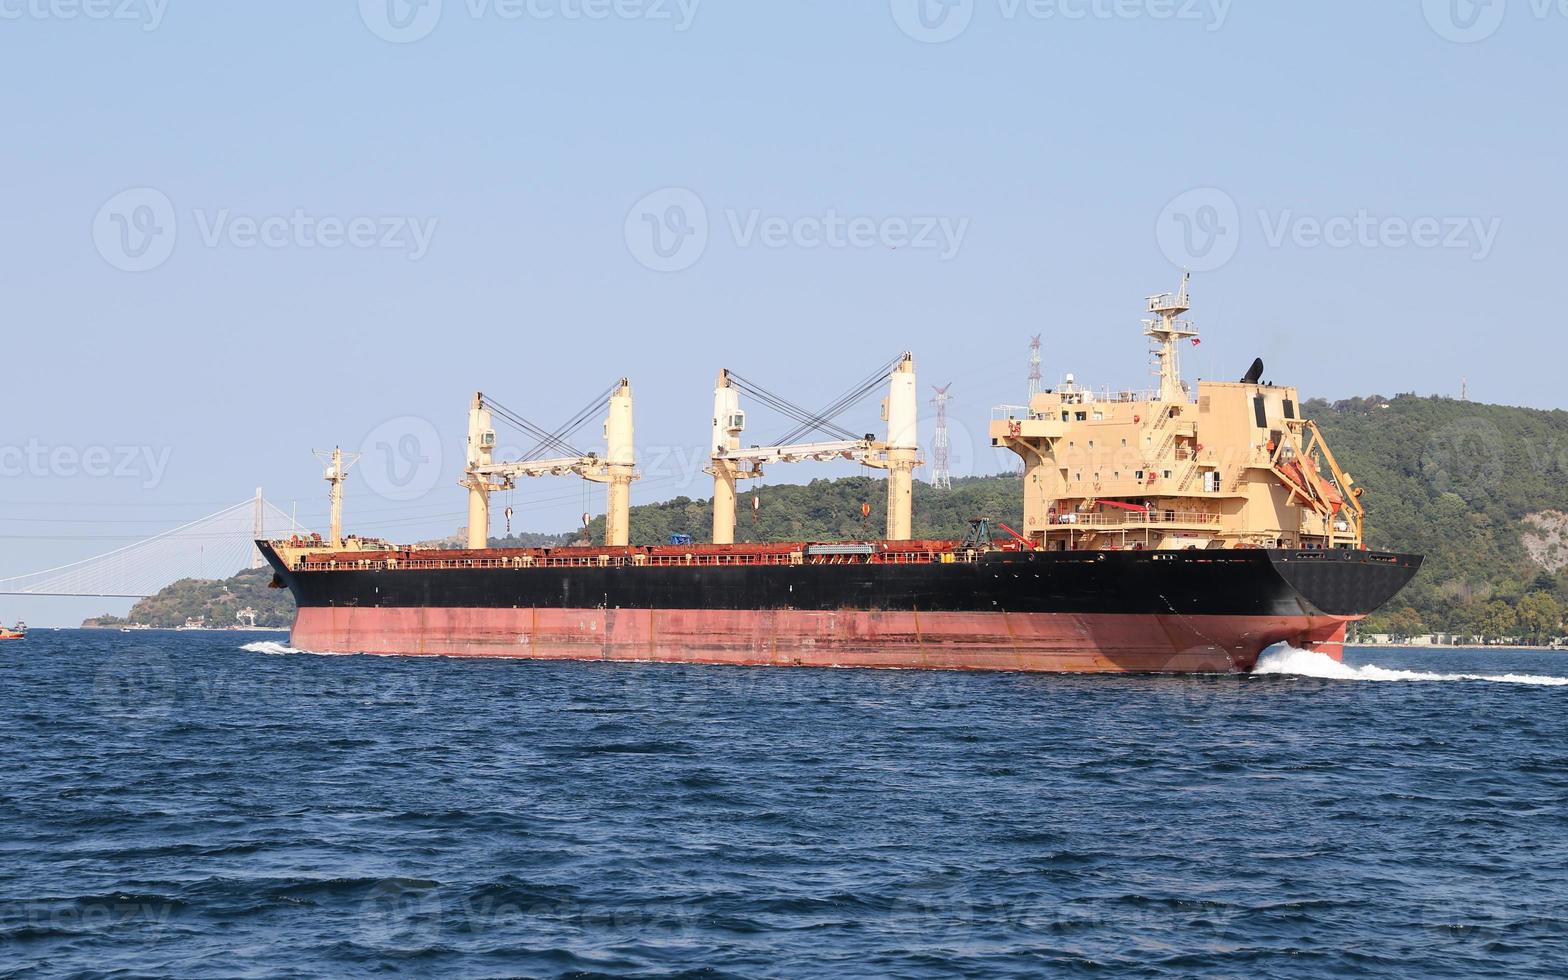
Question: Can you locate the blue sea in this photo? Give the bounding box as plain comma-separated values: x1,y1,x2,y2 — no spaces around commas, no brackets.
3,632,1567,978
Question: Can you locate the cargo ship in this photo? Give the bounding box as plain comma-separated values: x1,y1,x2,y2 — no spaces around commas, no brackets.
260,278,1420,673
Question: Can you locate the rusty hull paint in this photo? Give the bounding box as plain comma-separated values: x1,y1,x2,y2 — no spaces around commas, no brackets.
291,606,1355,674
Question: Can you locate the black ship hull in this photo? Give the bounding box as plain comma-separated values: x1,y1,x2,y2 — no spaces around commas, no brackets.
261,544,1421,674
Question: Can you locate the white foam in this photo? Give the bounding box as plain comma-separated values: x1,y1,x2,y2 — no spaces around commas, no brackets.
1254,647,1568,686
241,640,306,656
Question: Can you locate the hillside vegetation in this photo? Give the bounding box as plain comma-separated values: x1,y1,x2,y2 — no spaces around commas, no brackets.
88,394,1568,640
84,567,294,629
493,475,1024,552
1308,394,1568,639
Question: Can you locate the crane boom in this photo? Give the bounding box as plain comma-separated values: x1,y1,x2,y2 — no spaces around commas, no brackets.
713,439,880,468
709,355,921,545
476,456,606,482
464,380,638,548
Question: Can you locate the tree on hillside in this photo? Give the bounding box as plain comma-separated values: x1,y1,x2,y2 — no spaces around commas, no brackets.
1376,606,1425,641
1475,601,1518,642
1515,592,1563,645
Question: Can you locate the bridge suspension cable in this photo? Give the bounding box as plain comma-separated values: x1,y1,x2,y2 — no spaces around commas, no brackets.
0,496,301,599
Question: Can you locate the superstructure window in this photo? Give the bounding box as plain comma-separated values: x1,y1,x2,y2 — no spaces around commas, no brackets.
1253,396,1268,428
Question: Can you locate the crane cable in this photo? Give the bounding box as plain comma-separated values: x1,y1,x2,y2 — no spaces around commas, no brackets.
774,355,902,446
520,384,618,462
728,354,901,447
486,399,586,459
485,384,618,462
726,374,855,441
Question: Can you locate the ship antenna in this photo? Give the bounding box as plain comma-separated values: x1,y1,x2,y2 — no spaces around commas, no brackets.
312,447,363,549
1028,335,1043,397
1144,271,1199,402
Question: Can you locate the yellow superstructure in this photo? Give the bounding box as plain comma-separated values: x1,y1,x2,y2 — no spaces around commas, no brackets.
990,277,1365,553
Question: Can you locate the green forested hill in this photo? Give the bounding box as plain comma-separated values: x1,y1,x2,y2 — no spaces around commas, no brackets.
1307,394,1568,638
519,474,1025,550
83,567,295,629
91,394,1568,638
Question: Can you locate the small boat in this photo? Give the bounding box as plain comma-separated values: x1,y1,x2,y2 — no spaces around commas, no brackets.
0,622,26,641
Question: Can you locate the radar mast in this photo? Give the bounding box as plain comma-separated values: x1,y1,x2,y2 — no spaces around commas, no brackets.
1144,272,1200,402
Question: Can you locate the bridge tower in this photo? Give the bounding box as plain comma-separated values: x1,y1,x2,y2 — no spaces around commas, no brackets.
251,488,265,567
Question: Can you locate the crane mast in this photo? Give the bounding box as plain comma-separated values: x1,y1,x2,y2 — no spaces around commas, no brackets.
313,447,361,550
708,354,921,544
463,381,638,549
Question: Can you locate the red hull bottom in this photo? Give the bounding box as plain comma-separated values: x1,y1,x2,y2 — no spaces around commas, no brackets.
290,608,1351,674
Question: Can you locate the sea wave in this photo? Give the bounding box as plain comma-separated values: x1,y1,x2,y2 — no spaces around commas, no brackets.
240,641,306,656
10,629,1568,977
1254,647,1568,686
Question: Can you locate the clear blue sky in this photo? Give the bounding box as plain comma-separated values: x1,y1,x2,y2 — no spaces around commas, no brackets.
2,1,1561,624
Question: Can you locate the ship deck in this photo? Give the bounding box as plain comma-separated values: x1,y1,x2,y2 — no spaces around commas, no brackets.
279,539,991,573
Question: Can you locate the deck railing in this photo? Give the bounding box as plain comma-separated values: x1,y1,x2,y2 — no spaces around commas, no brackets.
292,548,986,574
1053,510,1222,529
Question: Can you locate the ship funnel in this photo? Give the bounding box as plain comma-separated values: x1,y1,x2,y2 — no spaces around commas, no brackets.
1241,358,1265,385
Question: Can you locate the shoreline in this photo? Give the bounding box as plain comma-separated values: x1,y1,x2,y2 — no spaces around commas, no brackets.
1353,641,1564,652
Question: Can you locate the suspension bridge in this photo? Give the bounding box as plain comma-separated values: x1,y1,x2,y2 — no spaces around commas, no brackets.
0,492,301,599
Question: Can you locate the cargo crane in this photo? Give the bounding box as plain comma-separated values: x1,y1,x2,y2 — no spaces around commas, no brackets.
708,354,921,545
463,381,637,549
